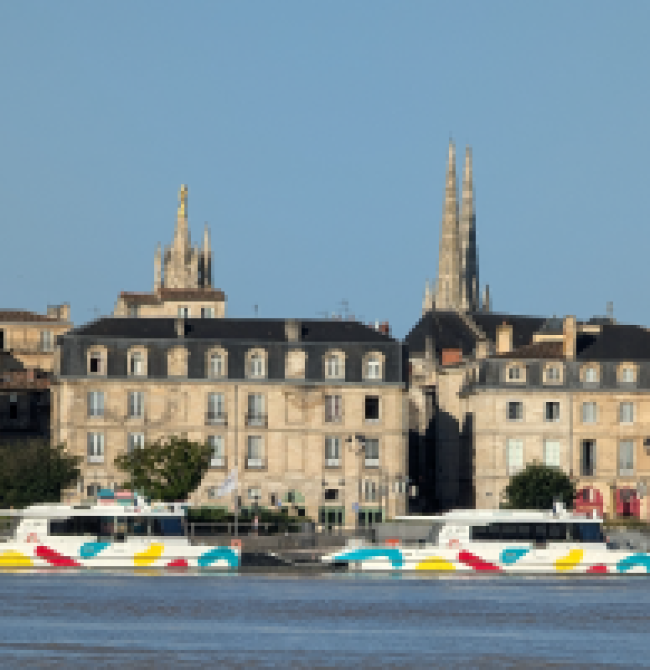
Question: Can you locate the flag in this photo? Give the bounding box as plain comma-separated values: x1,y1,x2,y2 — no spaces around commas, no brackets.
216,467,238,498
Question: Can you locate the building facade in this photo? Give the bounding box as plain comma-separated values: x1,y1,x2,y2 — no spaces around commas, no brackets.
470,318,650,519
52,317,408,524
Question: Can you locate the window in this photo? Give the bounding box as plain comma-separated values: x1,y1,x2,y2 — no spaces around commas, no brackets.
584,367,598,383
127,432,144,453
545,402,560,422
201,307,214,318
209,435,225,467
9,393,17,420
325,395,343,423
506,439,523,475
621,367,635,383
507,401,523,421
546,366,561,382
178,306,189,318
325,354,343,379
247,393,265,426
508,366,521,381
582,402,597,423
364,480,377,502
87,391,104,417
89,353,102,375
365,396,380,422
366,357,381,380
209,353,224,378
620,402,634,424
544,440,561,468
365,439,379,468
249,353,265,378
128,305,139,317
324,489,339,501
207,392,226,424
325,437,341,467
581,440,596,476
87,433,104,464
130,352,144,376
248,487,261,501
128,391,144,418
247,436,263,468
40,330,53,352
86,483,101,498
619,440,634,476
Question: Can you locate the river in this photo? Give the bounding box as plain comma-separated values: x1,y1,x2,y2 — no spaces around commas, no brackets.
0,571,647,668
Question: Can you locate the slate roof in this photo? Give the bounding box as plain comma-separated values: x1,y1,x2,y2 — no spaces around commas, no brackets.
469,312,547,349
495,341,564,359
67,317,397,344
577,325,650,361
120,288,227,304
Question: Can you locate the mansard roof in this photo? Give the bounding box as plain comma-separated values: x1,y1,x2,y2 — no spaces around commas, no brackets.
576,325,650,361
469,312,547,349
67,317,396,344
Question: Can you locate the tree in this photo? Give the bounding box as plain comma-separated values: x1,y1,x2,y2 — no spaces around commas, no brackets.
504,463,575,510
0,439,82,508
114,436,212,502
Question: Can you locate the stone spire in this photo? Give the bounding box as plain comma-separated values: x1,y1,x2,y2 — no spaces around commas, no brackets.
154,243,162,291
434,140,461,310
459,147,479,312
173,184,190,257
201,223,212,288
422,279,434,315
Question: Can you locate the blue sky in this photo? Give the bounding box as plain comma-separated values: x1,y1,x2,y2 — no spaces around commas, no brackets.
2,2,649,338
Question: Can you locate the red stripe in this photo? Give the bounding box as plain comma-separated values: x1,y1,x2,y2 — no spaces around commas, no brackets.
166,559,189,568
458,550,502,572
35,545,81,567
586,564,608,573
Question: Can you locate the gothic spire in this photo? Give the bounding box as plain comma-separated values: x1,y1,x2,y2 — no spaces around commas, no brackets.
201,223,212,288
434,140,461,310
459,146,478,312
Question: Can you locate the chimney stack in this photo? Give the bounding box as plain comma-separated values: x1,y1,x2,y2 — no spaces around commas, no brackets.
496,322,513,354
563,315,576,360
285,319,301,342
175,317,186,338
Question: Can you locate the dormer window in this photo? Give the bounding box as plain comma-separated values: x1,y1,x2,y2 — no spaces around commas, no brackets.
506,364,525,383
508,367,520,380
619,365,636,384
546,366,560,382
87,348,106,376
584,366,599,384
325,351,345,380
249,353,265,378
130,352,144,376
210,353,224,378
365,356,382,381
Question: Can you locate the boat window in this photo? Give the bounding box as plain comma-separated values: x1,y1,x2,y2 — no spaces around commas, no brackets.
49,516,105,537
150,516,184,537
574,523,604,543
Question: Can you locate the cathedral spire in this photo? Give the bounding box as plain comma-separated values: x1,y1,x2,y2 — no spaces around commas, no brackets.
173,184,190,254
459,146,478,312
154,243,162,291
201,223,212,288
434,139,461,310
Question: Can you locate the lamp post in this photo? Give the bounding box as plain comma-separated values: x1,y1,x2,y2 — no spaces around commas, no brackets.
346,434,366,533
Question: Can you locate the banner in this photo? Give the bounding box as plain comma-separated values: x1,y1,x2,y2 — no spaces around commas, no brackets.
216,467,238,498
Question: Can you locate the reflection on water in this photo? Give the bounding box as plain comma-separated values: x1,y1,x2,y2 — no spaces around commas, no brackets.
0,571,648,668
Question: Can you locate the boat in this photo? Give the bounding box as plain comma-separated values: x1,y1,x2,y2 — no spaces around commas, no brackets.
0,493,240,571
321,505,650,574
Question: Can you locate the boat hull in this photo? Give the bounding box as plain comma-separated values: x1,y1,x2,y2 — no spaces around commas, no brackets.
323,543,650,575
0,539,240,571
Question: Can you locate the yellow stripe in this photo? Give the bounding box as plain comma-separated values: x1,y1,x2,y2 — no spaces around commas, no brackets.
133,543,164,567
555,549,584,572
416,556,455,571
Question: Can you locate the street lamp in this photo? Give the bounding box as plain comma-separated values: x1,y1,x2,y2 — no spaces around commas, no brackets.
346,434,366,533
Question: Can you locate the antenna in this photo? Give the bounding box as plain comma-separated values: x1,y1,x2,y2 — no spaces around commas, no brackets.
606,301,614,319
338,299,349,320
254,305,258,317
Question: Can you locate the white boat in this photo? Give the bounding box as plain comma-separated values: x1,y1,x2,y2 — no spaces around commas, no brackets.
0,499,240,570
322,506,650,574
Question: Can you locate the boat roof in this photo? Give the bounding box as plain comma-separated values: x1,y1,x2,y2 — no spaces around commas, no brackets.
394,508,601,524
0,503,186,518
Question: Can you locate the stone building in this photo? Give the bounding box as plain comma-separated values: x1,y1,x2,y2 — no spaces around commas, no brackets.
0,306,71,443
469,317,650,519
113,185,226,319
52,316,408,524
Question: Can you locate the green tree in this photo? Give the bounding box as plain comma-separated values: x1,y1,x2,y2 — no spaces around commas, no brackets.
114,436,212,502
504,463,575,510
0,439,81,508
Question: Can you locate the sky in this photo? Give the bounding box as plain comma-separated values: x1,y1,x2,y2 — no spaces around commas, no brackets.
2,2,650,339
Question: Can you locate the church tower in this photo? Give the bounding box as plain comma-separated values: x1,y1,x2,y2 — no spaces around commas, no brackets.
459,147,479,312
162,185,201,289
433,140,461,310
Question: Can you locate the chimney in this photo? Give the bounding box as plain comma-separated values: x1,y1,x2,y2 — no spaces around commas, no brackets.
59,303,70,322
563,315,576,360
26,369,35,383
496,322,513,354
175,317,186,338
285,319,301,342
441,348,462,366
379,321,391,336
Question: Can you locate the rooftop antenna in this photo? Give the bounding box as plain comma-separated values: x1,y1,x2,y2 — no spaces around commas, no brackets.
606,301,614,320
254,304,258,317
338,299,349,320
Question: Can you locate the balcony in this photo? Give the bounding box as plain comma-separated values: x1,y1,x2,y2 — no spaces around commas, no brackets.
210,455,227,469
87,455,104,465
245,457,267,470
364,458,380,469
245,413,268,428
205,412,228,426
324,414,343,424
325,458,341,468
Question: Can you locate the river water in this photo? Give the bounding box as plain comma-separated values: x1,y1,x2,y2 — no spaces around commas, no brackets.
0,571,648,668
